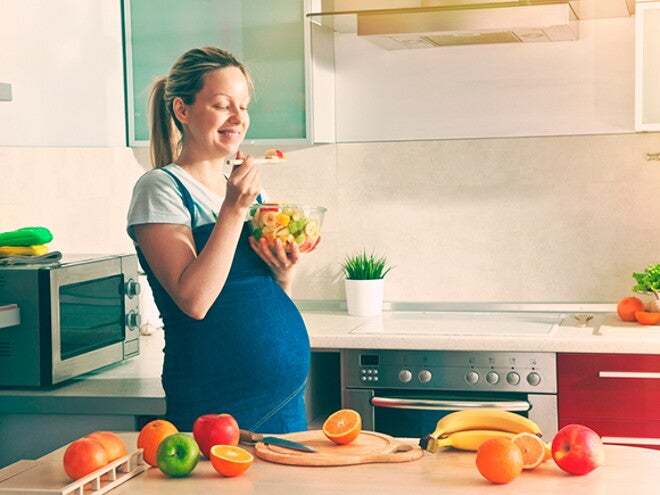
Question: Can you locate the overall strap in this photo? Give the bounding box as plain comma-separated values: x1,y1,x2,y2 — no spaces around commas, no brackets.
160,167,197,226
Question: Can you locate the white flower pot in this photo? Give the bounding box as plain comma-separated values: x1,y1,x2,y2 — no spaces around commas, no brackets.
345,278,385,317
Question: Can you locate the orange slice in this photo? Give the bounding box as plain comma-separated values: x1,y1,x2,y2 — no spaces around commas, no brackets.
512,432,546,470
322,409,362,445
635,311,660,325
209,445,253,477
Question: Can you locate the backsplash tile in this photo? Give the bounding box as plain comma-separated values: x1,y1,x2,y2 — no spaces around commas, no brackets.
1,132,658,304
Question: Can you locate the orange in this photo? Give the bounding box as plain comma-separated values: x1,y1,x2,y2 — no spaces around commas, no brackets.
209,445,253,477
635,311,660,325
475,437,524,484
86,431,127,462
322,409,362,445
137,419,179,466
617,297,645,322
512,432,546,470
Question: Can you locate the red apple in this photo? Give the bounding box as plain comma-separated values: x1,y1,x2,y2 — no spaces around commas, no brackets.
192,413,240,458
551,424,604,475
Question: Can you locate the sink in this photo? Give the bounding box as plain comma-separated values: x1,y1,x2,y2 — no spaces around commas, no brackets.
350,311,564,336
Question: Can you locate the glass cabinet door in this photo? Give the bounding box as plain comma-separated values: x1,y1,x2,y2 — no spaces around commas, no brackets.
123,0,307,145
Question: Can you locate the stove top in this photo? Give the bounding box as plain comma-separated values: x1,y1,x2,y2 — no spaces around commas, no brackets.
350,311,565,336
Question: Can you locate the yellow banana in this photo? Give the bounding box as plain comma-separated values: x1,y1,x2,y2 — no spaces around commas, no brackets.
419,409,542,452
427,429,516,453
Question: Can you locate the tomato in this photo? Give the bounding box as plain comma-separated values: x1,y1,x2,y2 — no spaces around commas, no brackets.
617,296,645,322
86,431,127,462
63,437,109,480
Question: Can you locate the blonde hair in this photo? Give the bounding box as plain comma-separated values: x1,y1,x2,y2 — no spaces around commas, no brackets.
147,47,253,168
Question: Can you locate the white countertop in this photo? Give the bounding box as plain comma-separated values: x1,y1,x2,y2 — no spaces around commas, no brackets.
302,310,660,354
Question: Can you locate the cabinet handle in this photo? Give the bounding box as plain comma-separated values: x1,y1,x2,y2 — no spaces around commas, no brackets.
601,436,660,446
370,397,531,411
598,371,660,379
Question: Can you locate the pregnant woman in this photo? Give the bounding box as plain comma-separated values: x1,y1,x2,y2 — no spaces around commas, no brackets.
126,47,320,432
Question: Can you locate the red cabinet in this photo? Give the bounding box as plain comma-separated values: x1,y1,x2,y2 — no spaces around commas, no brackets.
557,353,660,450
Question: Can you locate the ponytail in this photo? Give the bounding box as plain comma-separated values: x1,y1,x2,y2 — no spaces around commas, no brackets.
148,76,180,168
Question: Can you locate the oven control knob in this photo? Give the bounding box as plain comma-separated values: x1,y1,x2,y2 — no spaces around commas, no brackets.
465,370,479,384
398,369,413,383
527,372,542,386
418,370,432,383
506,371,520,386
486,371,500,385
125,279,141,299
126,310,142,330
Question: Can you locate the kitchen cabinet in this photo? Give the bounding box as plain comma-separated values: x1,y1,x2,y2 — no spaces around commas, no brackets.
320,6,636,142
124,0,333,146
0,0,125,147
635,1,660,130
557,353,660,450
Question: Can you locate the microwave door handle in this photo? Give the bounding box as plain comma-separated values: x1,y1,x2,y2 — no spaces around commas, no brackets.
370,397,531,412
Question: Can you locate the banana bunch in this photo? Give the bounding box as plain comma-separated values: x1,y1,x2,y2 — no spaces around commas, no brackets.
419,409,542,453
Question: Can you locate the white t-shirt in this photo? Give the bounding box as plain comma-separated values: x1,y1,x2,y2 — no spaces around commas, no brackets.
126,164,266,243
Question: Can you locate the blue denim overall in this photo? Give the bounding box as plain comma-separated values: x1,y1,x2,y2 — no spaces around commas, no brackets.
137,168,310,433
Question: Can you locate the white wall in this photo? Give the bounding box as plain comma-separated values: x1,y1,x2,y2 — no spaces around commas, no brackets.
1,2,658,307
0,0,125,146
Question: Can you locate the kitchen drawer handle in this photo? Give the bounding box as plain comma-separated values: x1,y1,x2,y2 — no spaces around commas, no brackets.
598,371,660,379
370,397,531,412
601,436,660,446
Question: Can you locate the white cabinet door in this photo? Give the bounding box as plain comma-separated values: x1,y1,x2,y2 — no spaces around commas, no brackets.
0,0,126,147
635,1,660,131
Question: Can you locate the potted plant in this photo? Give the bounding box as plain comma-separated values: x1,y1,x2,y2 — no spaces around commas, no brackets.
340,250,394,316
632,263,660,312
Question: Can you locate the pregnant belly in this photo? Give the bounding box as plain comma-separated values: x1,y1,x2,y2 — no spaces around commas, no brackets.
162,278,310,390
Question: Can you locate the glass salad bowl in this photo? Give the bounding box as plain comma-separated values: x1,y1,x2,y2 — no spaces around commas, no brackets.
247,203,326,253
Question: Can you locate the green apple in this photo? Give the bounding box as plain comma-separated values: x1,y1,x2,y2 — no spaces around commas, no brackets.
156,433,200,477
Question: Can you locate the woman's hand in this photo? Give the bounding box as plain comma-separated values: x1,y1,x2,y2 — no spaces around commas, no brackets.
224,151,261,210
248,236,321,294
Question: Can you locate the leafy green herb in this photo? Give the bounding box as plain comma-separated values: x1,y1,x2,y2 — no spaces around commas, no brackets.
632,263,660,294
340,250,394,280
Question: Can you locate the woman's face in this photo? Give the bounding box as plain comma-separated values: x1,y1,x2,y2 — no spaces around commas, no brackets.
176,66,251,159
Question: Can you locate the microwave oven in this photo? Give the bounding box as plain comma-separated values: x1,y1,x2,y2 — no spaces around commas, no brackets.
0,254,141,386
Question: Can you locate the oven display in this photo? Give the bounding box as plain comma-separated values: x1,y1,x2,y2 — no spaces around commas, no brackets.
360,354,379,366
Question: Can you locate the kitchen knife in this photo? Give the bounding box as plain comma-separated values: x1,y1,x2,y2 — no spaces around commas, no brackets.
261,436,318,453
239,429,317,453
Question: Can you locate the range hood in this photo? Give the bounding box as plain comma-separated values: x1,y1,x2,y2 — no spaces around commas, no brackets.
306,0,635,48
0,83,11,102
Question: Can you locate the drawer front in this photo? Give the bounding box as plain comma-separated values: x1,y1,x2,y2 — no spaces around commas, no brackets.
558,353,660,421
559,418,660,450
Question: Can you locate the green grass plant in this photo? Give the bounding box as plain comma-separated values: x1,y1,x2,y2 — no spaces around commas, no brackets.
340,250,394,280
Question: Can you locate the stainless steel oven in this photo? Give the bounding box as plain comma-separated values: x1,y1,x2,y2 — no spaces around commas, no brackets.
343,349,558,439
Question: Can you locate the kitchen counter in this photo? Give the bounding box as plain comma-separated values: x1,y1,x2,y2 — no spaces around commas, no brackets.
302,306,660,354
1,304,658,469
2,305,659,417
3,432,659,494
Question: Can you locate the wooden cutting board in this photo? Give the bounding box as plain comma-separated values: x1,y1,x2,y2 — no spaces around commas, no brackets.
254,430,424,466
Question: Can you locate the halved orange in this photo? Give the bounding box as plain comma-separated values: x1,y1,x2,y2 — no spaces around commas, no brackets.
322,409,362,445
635,311,660,325
512,432,546,470
209,445,253,477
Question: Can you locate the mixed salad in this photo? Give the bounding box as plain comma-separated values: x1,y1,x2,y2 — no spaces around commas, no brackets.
248,204,323,253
